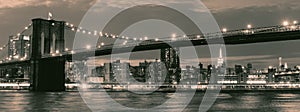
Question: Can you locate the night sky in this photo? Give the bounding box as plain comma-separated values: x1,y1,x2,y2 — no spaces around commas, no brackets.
0,0,300,69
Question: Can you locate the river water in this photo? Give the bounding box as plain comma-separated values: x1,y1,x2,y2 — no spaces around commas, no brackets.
0,90,299,112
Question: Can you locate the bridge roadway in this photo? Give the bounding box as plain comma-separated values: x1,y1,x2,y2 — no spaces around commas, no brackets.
0,30,300,67
70,30,300,60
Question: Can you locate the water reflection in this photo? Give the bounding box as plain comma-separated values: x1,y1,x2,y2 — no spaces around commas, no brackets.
0,91,300,111
0,91,91,112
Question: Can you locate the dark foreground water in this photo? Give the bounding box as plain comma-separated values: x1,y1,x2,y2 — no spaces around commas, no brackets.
0,91,300,112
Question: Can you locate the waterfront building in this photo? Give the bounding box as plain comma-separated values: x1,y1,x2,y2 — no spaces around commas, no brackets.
181,66,198,84
161,48,181,84
235,65,248,84
267,66,276,83
112,60,130,84
146,60,167,84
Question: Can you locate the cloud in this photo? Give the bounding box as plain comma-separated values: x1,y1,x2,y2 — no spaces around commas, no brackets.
202,0,300,12
0,0,95,9
0,0,54,9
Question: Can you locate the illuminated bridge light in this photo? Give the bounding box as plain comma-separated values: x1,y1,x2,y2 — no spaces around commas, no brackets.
86,45,91,50
293,20,298,24
283,21,289,26
222,28,227,32
172,33,177,38
197,35,201,38
247,24,252,29
101,43,105,46
25,27,28,30
144,36,148,40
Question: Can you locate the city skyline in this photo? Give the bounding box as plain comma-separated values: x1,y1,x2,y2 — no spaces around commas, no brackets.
1,0,300,68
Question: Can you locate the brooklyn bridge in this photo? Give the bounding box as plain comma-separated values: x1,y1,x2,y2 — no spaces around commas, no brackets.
0,17,299,91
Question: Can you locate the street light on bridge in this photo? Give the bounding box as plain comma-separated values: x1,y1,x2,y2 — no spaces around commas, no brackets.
86,45,91,50
222,28,227,33
283,21,289,26
293,21,298,25
247,24,252,29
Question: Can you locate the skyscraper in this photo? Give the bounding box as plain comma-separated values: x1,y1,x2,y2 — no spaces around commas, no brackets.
217,48,224,67
161,48,181,84
8,35,30,60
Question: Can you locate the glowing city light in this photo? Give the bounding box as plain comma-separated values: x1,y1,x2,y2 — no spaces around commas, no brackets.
25,27,28,30
55,50,60,54
222,28,227,32
172,33,177,38
86,45,91,49
283,21,289,26
155,38,159,41
144,36,148,40
247,24,252,29
293,20,298,24
101,42,105,46
14,55,19,59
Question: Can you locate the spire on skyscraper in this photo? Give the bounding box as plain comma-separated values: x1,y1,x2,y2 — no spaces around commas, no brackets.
217,48,224,67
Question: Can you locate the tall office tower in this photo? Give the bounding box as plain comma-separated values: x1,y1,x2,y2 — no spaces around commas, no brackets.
217,48,224,67
8,35,30,60
161,48,181,84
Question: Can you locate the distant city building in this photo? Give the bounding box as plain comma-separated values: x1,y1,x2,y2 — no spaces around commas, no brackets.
161,48,181,84
146,60,167,84
217,48,224,67
8,35,30,60
112,60,130,84
235,65,247,84
181,66,198,84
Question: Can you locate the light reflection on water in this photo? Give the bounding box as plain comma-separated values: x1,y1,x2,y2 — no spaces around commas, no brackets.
0,91,300,111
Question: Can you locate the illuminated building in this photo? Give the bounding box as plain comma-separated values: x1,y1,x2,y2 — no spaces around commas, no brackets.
161,48,181,84
8,35,30,60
